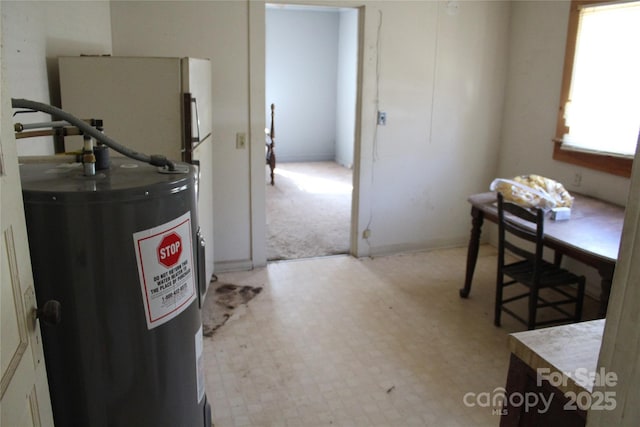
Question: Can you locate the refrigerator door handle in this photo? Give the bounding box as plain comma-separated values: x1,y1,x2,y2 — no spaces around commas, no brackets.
196,227,207,307
191,159,200,201
191,97,201,143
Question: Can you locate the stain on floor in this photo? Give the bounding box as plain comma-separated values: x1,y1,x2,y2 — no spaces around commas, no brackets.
201,281,262,337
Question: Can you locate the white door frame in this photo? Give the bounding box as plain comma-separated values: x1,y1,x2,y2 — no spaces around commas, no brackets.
250,2,365,266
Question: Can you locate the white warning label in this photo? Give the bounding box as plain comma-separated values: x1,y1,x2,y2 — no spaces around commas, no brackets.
133,211,196,329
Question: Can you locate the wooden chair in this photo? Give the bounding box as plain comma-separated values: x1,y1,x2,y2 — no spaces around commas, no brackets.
266,103,276,185
495,192,586,330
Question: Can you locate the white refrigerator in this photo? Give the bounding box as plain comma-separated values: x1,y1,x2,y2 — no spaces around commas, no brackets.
59,56,215,288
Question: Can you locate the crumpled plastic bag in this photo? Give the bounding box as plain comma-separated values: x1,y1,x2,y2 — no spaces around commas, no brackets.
490,174,574,210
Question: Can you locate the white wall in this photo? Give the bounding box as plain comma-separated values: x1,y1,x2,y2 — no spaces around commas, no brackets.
6,0,627,279
265,7,339,163
335,8,358,168
110,0,511,267
1,1,112,156
354,0,510,255
110,1,259,272
265,5,357,167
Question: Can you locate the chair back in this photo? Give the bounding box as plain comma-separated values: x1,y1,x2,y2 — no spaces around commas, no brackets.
497,192,545,274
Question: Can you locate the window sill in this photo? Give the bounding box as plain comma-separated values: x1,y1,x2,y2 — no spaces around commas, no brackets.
552,140,632,178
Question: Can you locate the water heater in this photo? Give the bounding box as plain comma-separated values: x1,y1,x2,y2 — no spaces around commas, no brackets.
20,158,210,427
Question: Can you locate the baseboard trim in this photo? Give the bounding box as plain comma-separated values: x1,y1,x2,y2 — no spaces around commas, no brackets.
214,259,254,273
368,237,468,258
276,154,335,163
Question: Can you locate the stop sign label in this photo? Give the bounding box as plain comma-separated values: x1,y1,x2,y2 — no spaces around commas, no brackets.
157,232,182,267
133,211,195,329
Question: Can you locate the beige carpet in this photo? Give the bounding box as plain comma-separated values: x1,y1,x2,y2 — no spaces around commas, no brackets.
266,161,352,261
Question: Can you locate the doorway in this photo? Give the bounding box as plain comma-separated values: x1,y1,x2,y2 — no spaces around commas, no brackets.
265,4,359,261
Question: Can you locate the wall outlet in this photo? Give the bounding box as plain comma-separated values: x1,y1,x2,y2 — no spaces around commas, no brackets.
236,132,246,149
573,172,582,187
362,229,371,239
377,111,387,126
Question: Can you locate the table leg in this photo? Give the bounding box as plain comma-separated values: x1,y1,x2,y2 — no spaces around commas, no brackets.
460,206,484,298
553,250,563,266
597,263,615,318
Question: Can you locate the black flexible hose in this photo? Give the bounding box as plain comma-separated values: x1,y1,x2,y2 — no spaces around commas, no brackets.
12,98,177,171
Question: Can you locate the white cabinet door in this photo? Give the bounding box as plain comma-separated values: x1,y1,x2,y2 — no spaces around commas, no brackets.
0,11,54,425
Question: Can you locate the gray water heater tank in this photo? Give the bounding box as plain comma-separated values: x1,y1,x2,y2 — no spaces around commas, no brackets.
20,158,210,427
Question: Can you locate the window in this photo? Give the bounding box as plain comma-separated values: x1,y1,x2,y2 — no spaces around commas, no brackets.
554,0,640,177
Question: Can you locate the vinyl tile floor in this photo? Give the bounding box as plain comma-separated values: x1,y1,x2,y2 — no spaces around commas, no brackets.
203,245,600,427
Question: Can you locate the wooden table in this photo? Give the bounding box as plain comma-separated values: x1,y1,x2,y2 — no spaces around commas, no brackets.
459,192,624,317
